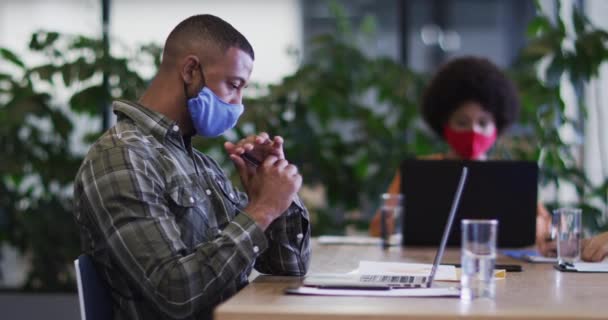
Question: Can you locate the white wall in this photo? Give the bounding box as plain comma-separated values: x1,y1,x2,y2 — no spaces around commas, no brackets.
0,0,100,57
584,0,608,187
0,0,302,84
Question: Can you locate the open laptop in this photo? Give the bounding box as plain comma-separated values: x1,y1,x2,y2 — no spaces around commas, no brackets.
401,159,538,247
303,167,468,289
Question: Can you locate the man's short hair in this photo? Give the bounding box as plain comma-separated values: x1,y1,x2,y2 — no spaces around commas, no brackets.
163,14,254,64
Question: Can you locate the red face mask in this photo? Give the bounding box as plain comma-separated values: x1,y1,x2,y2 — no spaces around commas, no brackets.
443,125,497,160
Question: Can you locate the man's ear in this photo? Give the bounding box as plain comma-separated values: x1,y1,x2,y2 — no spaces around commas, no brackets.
181,55,200,84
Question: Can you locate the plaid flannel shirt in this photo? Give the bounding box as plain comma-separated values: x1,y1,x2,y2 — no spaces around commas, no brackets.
73,100,311,320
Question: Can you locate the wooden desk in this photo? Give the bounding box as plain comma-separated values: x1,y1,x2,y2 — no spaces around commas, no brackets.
215,240,608,320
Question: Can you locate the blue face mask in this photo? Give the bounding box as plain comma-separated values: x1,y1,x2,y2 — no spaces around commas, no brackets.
187,87,244,137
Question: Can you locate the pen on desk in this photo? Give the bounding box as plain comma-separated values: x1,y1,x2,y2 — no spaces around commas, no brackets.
450,263,523,272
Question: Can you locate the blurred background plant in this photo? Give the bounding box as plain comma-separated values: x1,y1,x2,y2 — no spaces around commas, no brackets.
241,3,431,234
0,31,161,291
1,0,607,292
505,0,608,232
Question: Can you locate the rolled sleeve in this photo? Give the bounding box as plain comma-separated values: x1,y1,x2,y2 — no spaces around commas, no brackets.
221,212,269,260
254,196,311,276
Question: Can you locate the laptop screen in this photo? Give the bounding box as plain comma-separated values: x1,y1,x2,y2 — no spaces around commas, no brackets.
401,159,538,247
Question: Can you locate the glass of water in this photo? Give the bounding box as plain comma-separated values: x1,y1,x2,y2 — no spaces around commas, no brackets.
379,193,403,250
554,208,582,265
460,219,498,300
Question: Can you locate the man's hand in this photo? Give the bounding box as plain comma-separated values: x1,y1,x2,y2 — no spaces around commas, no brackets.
229,154,302,230
582,232,608,262
224,132,285,165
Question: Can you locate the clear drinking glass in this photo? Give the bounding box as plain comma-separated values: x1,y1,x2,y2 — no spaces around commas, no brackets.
379,193,403,250
460,219,498,300
554,208,582,265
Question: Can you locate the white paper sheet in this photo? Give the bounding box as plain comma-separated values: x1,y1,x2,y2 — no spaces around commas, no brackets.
358,260,458,281
525,255,558,263
286,286,460,297
318,235,401,246
572,259,608,272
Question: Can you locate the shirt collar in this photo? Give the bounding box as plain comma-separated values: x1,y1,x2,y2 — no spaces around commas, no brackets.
113,99,183,144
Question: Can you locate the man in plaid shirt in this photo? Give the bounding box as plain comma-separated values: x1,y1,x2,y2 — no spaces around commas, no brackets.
73,14,310,320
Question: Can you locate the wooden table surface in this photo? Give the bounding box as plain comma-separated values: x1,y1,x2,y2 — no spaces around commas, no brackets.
215,240,608,320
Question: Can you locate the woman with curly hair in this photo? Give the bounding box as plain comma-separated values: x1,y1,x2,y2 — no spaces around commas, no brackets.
369,56,553,256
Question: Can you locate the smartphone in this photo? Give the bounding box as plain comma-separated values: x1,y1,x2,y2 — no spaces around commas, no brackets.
241,153,261,167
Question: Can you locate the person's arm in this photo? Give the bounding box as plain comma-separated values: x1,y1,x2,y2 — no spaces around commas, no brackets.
253,197,311,276
224,133,310,275
369,170,401,237
535,203,556,256
228,163,310,276
582,232,608,262
78,146,267,318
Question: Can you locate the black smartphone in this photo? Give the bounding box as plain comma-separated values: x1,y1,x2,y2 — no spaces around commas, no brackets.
241,153,261,167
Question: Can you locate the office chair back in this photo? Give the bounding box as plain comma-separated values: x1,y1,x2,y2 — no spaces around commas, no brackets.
74,254,114,320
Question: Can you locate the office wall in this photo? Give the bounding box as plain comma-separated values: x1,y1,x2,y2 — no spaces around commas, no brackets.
0,0,302,84
584,0,608,212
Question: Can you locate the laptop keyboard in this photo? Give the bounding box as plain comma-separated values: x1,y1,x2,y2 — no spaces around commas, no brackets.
359,274,427,285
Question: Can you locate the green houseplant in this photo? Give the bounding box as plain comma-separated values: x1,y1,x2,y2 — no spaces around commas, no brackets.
241,4,431,234
508,1,608,232
0,31,161,290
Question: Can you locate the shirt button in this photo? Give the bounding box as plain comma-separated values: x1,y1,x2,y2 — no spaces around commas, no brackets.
253,246,259,253
172,125,179,132
205,189,212,196
188,197,194,204
229,193,235,199
296,233,303,240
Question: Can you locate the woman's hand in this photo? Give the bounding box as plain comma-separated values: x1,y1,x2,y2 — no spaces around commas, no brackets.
582,232,608,262
536,205,556,257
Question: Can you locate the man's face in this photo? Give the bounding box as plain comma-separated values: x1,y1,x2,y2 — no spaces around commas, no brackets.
202,47,253,105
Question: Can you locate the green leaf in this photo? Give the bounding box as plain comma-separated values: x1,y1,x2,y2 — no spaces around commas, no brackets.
45,32,60,47
0,48,26,69
572,8,586,35
520,36,558,62
83,131,103,144
526,16,552,37
72,57,97,81
30,64,58,83
69,85,106,114
61,65,72,87
48,109,73,140
329,0,351,38
29,31,60,51
359,15,377,37
545,54,564,87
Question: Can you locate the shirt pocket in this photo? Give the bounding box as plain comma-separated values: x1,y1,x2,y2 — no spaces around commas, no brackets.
166,185,199,217
166,184,212,247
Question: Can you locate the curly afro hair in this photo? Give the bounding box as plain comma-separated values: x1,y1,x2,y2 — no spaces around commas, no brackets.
421,56,520,139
